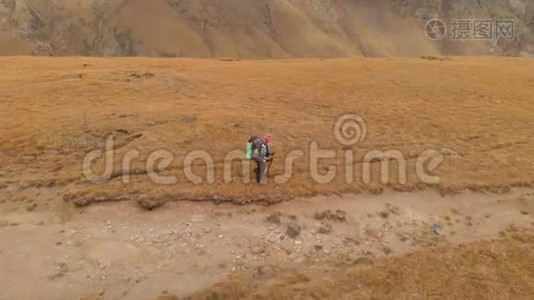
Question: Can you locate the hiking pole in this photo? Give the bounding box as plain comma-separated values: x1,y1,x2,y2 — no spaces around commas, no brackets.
266,153,275,178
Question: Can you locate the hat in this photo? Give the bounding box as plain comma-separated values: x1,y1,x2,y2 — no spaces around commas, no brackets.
263,134,272,143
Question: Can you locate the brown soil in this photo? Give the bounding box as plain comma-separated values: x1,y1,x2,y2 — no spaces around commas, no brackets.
0,189,533,299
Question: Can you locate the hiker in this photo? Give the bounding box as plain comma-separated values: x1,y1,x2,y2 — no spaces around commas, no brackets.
246,134,273,184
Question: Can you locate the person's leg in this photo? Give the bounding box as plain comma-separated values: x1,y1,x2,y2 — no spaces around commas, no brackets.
255,160,261,183
258,160,266,184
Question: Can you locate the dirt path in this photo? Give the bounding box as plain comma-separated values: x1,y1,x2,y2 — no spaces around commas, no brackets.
0,189,532,299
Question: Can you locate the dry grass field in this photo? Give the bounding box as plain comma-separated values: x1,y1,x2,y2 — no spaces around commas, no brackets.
0,56,534,299
191,234,534,299
1,56,533,207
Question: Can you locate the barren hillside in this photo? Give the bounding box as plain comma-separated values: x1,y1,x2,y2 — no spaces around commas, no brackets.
0,0,532,57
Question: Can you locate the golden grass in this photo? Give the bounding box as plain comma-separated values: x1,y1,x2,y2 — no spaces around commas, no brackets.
0,56,533,205
190,234,534,299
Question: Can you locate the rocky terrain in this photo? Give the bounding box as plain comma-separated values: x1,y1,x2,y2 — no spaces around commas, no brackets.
1,189,533,299
0,0,532,57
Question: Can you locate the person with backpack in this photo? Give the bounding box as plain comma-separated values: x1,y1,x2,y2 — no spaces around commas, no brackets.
246,134,273,184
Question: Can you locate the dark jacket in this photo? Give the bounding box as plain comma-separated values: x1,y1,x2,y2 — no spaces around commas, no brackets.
250,137,271,161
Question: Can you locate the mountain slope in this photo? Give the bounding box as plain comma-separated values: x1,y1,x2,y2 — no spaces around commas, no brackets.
0,0,532,57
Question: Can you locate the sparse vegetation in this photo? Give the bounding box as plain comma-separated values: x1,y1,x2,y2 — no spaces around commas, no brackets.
192,236,534,299
0,0,532,57
382,246,393,255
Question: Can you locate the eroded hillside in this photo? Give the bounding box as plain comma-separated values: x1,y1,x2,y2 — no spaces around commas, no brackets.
0,0,532,57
